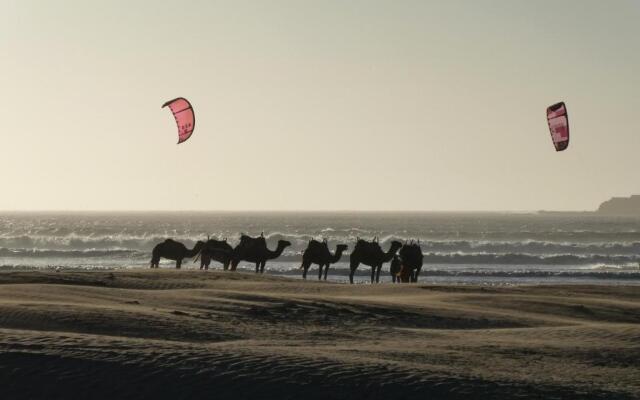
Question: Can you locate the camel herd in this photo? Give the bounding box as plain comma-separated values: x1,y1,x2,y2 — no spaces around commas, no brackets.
150,234,424,284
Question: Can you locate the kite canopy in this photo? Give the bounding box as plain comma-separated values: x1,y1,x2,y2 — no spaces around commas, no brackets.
546,102,569,152
162,97,195,144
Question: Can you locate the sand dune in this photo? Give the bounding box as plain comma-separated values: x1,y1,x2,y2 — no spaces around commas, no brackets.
0,270,638,399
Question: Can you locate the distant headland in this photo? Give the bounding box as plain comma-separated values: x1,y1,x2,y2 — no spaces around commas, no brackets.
596,195,640,216
538,195,640,216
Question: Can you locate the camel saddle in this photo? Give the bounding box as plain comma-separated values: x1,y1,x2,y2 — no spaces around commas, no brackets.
307,239,329,252
238,234,267,251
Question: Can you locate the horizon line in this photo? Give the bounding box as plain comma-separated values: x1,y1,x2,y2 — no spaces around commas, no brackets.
0,209,596,214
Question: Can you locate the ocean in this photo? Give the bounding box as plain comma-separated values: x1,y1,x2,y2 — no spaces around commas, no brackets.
1,211,640,285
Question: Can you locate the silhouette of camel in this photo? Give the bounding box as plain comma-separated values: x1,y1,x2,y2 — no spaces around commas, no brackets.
150,239,205,269
399,241,424,283
300,239,348,280
231,233,291,273
349,237,402,284
199,238,233,271
390,255,402,283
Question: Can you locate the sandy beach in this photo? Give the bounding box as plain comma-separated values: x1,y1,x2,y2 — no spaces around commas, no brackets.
0,270,638,399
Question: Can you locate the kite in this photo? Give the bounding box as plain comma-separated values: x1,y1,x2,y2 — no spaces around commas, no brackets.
162,97,195,144
546,102,569,151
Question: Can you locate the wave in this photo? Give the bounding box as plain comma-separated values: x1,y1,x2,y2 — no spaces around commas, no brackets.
416,240,640,256
275,250,640,265
0,248,143,258
269,267,640,280
5,233,640,256
421,253,639,265
417,270,640,279
1,244,639,267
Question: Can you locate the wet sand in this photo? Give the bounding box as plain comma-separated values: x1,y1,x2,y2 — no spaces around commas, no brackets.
0,270,638,399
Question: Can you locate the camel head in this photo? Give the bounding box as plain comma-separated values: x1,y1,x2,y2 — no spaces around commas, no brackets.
277,240,292,249
389,240,403,252
336,244,348,253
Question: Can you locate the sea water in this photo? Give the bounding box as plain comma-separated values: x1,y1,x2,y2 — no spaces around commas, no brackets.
1,211,639,285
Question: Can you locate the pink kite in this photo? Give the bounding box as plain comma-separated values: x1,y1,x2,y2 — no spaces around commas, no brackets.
162,97,195,144
546,102,569,151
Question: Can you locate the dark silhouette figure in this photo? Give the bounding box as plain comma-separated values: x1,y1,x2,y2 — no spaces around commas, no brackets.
199,238,233,270
300,239,348,280
399,241,424,283
150,239,205,269
231,233,291,273
349,237,402,284
390,255,402,283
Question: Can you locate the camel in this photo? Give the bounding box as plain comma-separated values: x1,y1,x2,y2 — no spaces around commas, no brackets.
349,237,402,284
399,241,424,283
231,234,291,273
150,239,205,269
199,238,233,270
300,239,348,280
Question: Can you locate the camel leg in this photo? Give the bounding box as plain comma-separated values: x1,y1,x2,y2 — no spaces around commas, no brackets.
317,264,323,281
260,261,266,274
176,259,182,269
323,264,329,281
255,262,260,273
223,260,230,271
349,262,359,284
302,262,310,280
412,266,423,283
375,265,382,283
370,267,375,284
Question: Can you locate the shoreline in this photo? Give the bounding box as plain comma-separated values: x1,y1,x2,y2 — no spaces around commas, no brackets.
1,264,640,287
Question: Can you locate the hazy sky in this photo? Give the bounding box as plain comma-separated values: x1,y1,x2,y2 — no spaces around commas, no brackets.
1,0,638,211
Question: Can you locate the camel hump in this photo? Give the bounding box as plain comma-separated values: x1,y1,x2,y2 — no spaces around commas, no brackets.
239,234,267,249
400,243,423,258
307,239,326,251
355,239,380,252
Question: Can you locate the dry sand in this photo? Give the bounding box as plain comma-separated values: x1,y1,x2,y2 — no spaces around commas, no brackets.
0,270,638,399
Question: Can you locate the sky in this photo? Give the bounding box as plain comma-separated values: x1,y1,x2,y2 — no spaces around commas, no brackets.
1,0,639,211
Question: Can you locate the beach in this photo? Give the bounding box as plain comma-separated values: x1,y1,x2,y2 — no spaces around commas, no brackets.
0,269,638,399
